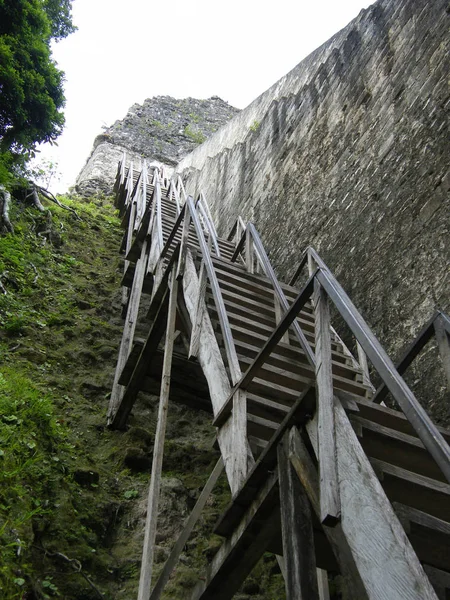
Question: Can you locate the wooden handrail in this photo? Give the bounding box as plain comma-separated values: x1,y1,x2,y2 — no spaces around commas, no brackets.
316,267,450,483
148,180,240,386
197,194,221,257
232,224,316,368
213,272,317,428
154,177,164,252
185,196,242,385
373,309,450,404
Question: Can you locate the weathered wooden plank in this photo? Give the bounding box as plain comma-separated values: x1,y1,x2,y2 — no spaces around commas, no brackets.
232,389,250,493
356,341,372,388
369,457,450,521
392,502,450,572
434,314,450,392
175,207,191,280
245,230,254,273
288,427,369,600
189,256,208,359
305,398,439,599
149,458,224,600
278,433,319,600
316,267,450,483
314,281,340,525
107,238,149,426
317,569,330,600
182,249,250,495
349,415,446,482
138,272,179,600
190,470,280,600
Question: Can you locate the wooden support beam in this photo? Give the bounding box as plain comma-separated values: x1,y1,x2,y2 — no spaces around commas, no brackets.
107,239,149,425
149,458,224,600
303,397,439,599
434,314,450,393
356,341,372,388
108,282,170,429
182,249,251,495
317,569,330,600
232,389,250,493
189,470,280,600
245,231,254,273
122,200,137,307
138,271,179,600
313,281,341,526
274,295,290,345
278,433,319,600
176,207,191,280
188,235,211,360
289,427,369,600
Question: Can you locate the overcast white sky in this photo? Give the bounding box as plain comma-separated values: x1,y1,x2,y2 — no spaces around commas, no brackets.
39,0,374,192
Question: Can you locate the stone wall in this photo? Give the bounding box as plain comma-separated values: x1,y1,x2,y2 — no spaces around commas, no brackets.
76,96,239,195
177,0,449,422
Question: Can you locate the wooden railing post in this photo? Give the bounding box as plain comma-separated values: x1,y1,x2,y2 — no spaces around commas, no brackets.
356,341,372,388
245,230,254,273
434,314,450,391
314,279,341,525
189,235,211,360
278,432,319,599
107,236,149,425
138,270,179,600
274,295,290,345
149,459,224,600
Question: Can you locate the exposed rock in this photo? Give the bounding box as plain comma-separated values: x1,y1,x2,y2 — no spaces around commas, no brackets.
75,96,239,196
125,426,153,448
124,447,152,472
73,469,100,487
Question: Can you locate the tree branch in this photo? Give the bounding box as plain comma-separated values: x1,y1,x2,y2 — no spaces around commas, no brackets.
32,544,104,598
0,186,14,233
35,184,81,220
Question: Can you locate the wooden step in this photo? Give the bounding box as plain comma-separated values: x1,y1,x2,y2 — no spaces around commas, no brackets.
354,395,450,445
247,413,279,440
351,416,447,482
393,503,450,572
224,318,350,364
211,256,303,300
214,262,314,315
215,274,314,321
208,291,317,337
235,337,362,385
370,458,450,522
238,353,369,399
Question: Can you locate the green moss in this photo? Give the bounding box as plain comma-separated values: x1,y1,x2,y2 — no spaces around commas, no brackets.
183,125,206,144
0,191,286,600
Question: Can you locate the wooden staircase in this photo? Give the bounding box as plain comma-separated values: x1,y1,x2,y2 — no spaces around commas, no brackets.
107,159,450,600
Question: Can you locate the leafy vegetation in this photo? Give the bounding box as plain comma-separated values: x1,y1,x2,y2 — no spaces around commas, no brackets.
0,0,75,185
0,194,125,598
183,125,206,145
0,192,286,598
249,120,261,132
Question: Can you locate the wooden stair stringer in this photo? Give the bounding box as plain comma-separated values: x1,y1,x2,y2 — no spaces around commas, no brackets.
181,248,253,496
